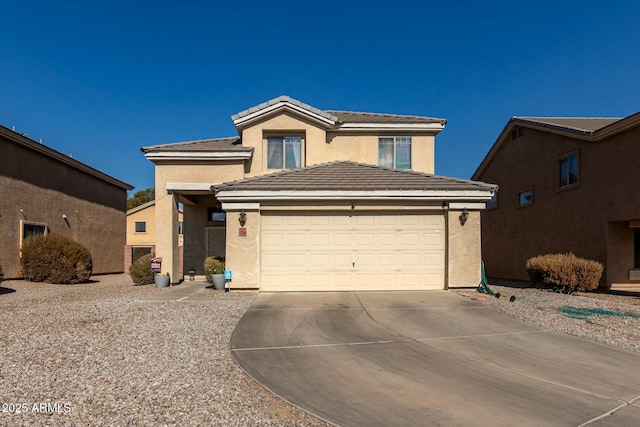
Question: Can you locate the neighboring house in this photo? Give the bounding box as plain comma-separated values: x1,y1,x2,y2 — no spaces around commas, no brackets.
0,125,133,279
141,96,496,291
125,200,183,271
472,112,640,290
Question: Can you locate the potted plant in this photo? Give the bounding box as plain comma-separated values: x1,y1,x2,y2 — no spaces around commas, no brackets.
154,272,170,288
205,256,225,290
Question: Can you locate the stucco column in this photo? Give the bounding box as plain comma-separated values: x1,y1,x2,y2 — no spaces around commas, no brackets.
447,210,482,287
223,203,260,289
155,192,180,283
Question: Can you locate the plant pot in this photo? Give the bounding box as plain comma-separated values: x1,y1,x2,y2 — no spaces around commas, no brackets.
211,274,225,290
155,275,170,288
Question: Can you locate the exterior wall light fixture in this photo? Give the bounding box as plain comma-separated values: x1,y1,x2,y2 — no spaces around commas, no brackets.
459,208,469,226
239,209,247,227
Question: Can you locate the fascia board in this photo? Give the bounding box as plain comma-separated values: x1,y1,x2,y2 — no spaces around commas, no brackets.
145,151,252,160
167,182,217,191
215,189,495,202
232,102,336,128
337,122,445,132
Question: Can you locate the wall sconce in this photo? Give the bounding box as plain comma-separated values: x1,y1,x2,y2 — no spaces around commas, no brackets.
459,208,469,226
239,209,247,227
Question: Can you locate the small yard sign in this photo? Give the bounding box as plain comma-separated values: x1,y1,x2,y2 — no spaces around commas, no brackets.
151,257,162,273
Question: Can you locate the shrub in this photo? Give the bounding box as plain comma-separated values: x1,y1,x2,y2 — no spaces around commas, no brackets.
129,253,155,286
21,233,93,284
204,256,225,283
526,253,603,294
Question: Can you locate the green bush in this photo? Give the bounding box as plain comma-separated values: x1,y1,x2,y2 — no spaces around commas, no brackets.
129,253,155,286
21,233,92,284
526,253,603,294
204,256,225,283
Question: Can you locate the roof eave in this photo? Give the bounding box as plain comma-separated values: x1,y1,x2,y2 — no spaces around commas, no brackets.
214,189,495,202
0,125,133,190
336,122,446,133
232,99,337,130
144,151,253,162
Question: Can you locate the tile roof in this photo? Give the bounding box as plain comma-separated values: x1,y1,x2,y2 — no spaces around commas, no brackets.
328,111,447,125
141,137,251,153
232,95,338,122
215,161,496,192
513,117,621,135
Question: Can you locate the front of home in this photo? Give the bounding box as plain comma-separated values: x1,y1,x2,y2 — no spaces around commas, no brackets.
472,112,640,290
142,96,496,291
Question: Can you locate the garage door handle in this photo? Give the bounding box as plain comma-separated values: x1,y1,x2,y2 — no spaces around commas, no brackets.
352,261,355,268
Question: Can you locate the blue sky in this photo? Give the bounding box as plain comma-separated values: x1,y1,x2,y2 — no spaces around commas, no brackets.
2,1,639,193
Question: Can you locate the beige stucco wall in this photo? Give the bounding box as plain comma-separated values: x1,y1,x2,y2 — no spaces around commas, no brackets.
239,112,436,176
127,205,156,246
126,204,183,246
224,208,260,288
1,139,128,279
447,210,482,288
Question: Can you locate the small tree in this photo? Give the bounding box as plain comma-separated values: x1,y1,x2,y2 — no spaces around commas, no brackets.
127,188,155,210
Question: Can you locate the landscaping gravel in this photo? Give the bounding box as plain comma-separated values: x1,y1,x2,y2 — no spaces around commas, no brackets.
2,275,639,426
0,275,328,426
456,280,640,353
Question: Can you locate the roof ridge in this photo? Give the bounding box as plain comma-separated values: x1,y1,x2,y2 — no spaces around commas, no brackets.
142,136,240,150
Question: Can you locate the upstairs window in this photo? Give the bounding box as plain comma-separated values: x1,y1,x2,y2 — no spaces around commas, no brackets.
378,137,412,169
558,154,578,188
267,136,302,169
135,222,146,233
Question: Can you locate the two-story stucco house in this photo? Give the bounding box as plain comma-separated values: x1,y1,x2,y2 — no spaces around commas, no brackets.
472,112,640,290
141,96,496,291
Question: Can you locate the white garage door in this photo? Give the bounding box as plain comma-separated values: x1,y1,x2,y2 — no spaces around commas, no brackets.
260,212,445,291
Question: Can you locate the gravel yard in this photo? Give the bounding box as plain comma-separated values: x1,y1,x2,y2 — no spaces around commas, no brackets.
0,275,328,426
457,280,640,353
2,275,639,426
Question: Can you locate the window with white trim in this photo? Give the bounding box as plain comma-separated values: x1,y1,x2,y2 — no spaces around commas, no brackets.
267,136,303,169
135,222,146,233
558,154,578,188
378,137,411,169
23,222,47,239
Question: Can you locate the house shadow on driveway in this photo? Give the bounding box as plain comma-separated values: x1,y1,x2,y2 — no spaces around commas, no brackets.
0,286,16,295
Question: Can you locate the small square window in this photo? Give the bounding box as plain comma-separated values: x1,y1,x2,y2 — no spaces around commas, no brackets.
559,154,578,188
207,208,226,222
518,190,533,207
135,222,146,233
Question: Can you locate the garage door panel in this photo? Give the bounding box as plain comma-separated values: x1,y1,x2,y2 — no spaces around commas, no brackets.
261,213,445,291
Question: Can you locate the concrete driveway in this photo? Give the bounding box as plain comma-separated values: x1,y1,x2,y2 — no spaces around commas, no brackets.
230,291,640,427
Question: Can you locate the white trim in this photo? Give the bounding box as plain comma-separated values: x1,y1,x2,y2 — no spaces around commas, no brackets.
233,102,337,128
145,151,252,160
216,189,494,202
221,203,261,211
166,182,216,192
448,202,487,210
337,122,445,132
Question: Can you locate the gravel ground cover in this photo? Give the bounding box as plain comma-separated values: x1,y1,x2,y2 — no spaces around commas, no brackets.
0,274,328,427
456,280,640,353
2,275,639,426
